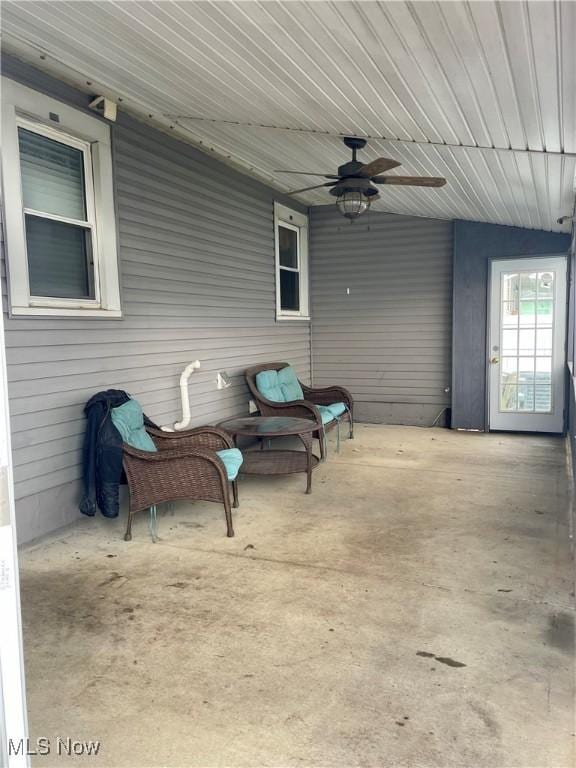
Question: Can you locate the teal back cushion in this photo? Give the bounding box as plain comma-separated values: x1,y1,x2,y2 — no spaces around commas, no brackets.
278,366,304,401
256,366,304,403
255,370,285,402
111,399,157,452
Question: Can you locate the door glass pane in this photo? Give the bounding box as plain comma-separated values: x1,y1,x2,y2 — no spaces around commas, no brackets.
535,386,552,413
535,357,552,383
18,127,87,221
518,328,535,354
278,225,298,268
536,299,553,327
25,215,94,299
501,273,518,328
502,329,518,354
537,272,554,298
536,328,553,355
501,383,517,411
500,357,517,410
499,266,555,415
519,299,536,326
519,272,537,299
280,269,299,311
518,382,535,411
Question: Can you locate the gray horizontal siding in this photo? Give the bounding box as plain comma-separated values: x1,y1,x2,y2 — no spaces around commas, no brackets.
1,60,310,541
310,207,453,425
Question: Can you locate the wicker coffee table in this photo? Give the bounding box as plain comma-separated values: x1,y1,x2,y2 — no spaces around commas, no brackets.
218,416,320,494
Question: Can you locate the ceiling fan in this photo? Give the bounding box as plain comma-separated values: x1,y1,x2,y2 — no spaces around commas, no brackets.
276,137,447,220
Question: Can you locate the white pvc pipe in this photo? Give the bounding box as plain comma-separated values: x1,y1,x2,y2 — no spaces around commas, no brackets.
161,360,201,432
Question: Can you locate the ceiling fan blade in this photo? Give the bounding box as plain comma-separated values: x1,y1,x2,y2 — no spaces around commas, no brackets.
373,176,446,187
287,181,338,195
358,157,402,176
274,171,341,179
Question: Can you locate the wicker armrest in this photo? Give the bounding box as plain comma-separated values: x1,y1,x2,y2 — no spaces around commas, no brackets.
260,398,323,426
301,384,354,409
123,444,223,463
146,425,234,452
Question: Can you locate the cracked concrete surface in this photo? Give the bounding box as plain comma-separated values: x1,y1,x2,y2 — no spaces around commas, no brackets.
18,425,575,767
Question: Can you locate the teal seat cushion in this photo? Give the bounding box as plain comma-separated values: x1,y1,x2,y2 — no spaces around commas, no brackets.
317,405,336,425
111,399,157,452
255,370,284,402
256,366,304,403
317,402,347,425
216,448,243,481
327,402,347,418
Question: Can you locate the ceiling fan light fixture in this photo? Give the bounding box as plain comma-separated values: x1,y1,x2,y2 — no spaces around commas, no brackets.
336,189,371,220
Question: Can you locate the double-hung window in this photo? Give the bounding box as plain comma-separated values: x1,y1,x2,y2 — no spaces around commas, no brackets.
274,203,309,320
1,78,121,317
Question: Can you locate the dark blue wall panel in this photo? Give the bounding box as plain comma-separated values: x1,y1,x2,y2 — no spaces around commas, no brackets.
452,220,571,430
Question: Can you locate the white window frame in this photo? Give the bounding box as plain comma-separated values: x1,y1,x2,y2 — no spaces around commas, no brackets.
1,77,121,318
274,202,309,320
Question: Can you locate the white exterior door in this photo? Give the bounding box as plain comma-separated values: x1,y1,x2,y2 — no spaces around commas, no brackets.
489,256,567,433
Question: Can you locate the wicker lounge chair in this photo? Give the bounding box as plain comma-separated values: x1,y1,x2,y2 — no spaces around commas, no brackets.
245,362,354,458
121,424,241,541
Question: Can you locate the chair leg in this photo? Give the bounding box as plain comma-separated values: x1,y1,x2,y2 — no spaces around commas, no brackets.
318,432,326,461
224,491,234,538
124,507,133,541
232,480,239,509
349,414,354,439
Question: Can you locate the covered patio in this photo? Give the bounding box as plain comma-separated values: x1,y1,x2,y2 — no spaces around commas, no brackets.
0,2,575,767
19,425,573,767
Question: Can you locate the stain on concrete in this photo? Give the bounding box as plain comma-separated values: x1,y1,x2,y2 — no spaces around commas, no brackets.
98,572,127,587
417,651,466,668
468,701,502,739
435,656,467,668
545,611,575,654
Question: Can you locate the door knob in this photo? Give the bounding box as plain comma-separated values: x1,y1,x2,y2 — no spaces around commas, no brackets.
490,356,500,364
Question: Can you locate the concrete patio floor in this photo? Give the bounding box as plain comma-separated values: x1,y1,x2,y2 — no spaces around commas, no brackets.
18,425,575,767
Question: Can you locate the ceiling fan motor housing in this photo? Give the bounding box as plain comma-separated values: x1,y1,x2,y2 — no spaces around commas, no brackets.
329,177,379,198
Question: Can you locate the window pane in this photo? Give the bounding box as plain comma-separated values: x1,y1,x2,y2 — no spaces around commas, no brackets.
25,215,94,299
18,127,87,221
278,225,298,268
280,269,300,311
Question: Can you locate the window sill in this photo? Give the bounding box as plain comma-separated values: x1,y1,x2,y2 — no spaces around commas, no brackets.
276,314,310,322
10,306,122,319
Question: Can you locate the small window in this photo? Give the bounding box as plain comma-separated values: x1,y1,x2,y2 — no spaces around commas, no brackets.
18,124,97,301
274,203,309,320
1,77,121,318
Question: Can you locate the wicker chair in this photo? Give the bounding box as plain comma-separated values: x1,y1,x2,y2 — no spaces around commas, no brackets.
121,425,239,541
245,362,354,459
